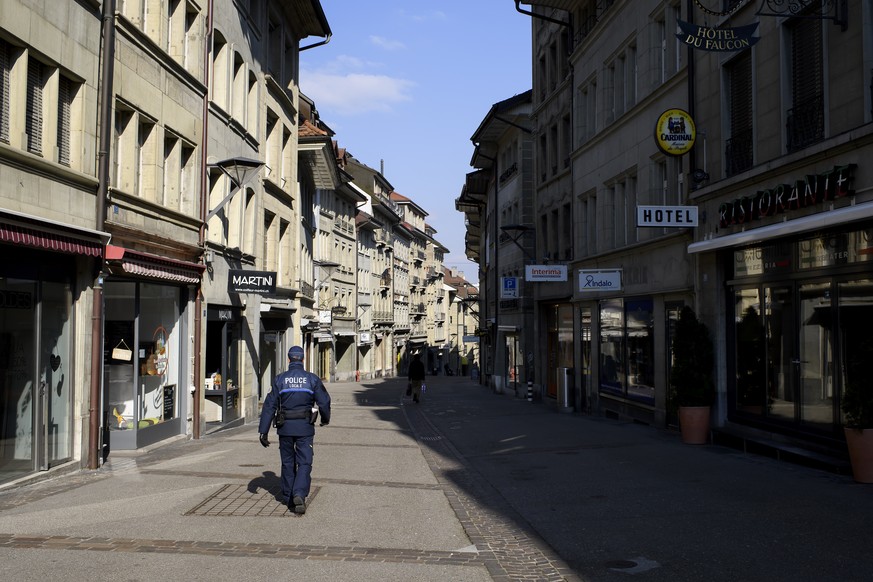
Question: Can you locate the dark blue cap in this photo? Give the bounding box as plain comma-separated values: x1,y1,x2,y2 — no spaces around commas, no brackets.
288,346,304,361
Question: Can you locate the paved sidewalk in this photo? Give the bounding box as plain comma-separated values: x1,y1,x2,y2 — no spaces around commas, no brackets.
0,375,576,582
3,373,873,581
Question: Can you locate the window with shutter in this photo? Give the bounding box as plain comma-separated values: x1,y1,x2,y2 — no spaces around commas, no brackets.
726,51,753,176
57,75,72,166
26,58,43,154
0,40,9,144
787,12,824,152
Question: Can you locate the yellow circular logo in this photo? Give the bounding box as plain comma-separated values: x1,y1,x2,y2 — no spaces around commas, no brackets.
654,109,696,156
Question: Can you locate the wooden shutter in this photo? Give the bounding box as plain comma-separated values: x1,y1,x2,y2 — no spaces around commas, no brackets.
57,75,72,166
26,58,43,154
0,40,9,144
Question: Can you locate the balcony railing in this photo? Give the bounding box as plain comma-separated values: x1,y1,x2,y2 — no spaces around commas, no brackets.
725,129,753,177
786,94,824,153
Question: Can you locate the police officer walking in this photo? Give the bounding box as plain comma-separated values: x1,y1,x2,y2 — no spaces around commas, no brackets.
259,346,331,515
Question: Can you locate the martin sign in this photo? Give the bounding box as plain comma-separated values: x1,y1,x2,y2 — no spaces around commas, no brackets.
228,270,277,295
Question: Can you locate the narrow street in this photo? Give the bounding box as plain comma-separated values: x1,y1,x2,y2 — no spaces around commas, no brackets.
2,374,872,581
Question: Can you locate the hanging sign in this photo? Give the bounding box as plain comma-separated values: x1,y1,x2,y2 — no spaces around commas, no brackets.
637,205,699,227
578,270,622,292
654,109,696,156
228,269,276,295
525,265,568,282
677,20,760,51
501,277,518,299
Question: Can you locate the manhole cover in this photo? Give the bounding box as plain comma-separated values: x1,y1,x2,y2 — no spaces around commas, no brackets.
186,484,320,517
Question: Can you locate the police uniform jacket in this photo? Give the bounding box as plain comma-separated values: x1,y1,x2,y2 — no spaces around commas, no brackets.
259,362,331,437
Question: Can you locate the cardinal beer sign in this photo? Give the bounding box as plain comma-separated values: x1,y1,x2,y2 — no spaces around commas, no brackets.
677,20,759,52
654,109,696,157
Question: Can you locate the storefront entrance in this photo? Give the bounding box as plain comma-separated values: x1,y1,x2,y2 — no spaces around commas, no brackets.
0,264,73,486
204,307,240,426
103,281,186,451
728,228,873,440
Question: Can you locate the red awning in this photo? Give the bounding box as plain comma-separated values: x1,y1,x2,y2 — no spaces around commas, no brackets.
106,245,203,284
0,221,103,257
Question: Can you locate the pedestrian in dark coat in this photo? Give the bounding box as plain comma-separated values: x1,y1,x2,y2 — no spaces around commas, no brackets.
259,346,331,514
408,353,426,403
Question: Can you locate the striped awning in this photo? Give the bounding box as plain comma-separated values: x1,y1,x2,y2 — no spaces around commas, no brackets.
106,245,203,284
0,221,104,257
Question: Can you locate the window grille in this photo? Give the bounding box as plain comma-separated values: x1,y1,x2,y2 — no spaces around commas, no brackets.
726,51,753,176
787,14,824,152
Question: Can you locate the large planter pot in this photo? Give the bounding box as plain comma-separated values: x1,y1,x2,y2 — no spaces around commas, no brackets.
678,406,711,445
845,428,873,483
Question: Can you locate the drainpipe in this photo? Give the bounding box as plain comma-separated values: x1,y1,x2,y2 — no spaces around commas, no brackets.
88,0,116,470
687,0,697,178
514,0,569,27
193,0,215,439
300,33,331,52
492,158,501,394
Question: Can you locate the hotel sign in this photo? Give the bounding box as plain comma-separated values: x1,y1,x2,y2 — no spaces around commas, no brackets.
677,20,760,52
637,206,698,228
228,270,276,295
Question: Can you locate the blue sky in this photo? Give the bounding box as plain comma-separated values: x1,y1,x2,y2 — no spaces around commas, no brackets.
300,1,532,283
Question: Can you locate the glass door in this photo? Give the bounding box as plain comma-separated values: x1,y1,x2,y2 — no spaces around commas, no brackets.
765,285,797,422
798,282,834,429
0,278,37,484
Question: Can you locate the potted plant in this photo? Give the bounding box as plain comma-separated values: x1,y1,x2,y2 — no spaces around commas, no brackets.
669,305,715,444
841,336,873,483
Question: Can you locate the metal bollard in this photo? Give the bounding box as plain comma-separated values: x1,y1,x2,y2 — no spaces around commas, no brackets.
527,380,533,402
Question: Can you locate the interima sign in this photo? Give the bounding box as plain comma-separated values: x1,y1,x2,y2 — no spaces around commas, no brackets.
525,265,568,282
228,270,277,295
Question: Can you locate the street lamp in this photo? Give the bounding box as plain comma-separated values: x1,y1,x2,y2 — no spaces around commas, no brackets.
500,224,535,262
206,156,264,221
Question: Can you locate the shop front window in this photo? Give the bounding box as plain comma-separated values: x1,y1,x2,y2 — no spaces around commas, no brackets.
734,288,766,414
838,279,873,428
765,285,796,423
104,282,181,437
599,298,654,405
545,304,573,399
139,283,180,427
0,278,36,483
42,281,73,464
730,279,856,434
0,275,73,485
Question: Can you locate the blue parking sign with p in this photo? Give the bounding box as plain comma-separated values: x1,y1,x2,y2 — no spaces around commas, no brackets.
501,277,518,299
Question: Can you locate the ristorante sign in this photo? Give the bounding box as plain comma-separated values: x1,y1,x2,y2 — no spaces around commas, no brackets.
718,164,856,228
676,20,760,52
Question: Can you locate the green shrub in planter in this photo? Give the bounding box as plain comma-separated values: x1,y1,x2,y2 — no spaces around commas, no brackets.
842,336,873,429
669,306,715,409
